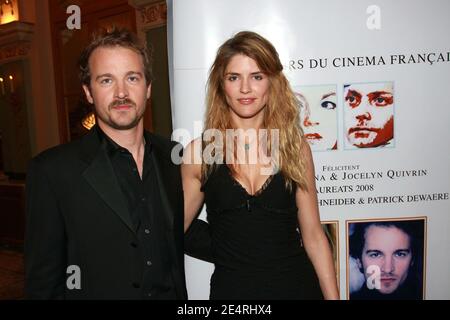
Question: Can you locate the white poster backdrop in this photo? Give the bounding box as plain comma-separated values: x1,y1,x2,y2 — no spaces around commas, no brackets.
168,0,450,299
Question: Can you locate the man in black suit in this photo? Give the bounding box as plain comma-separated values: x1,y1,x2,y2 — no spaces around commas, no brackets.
25,28,187,299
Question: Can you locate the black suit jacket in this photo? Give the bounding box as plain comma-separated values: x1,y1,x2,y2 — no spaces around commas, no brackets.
25,128,187,299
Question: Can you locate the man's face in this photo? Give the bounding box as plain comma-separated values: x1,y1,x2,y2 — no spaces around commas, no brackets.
358,225,413,295
344,82,394,148
83,46,151,131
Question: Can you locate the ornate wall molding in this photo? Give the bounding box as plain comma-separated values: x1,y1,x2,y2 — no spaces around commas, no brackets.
0,21,34,63
0,43,31,63
129,0,166,30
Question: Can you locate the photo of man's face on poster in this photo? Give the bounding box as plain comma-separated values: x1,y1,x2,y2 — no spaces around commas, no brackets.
347,219,426,300
344,82,394,149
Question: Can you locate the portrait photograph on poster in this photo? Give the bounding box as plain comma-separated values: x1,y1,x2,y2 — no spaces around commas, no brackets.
343,81,394,150
322,221,340,288
346,217,426,300
294,85,338,151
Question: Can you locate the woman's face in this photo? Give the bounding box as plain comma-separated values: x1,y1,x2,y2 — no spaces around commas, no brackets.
298,85,337,151
223,54,270,123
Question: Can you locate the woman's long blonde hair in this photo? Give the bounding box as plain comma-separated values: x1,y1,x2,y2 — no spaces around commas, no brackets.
202,31,308,190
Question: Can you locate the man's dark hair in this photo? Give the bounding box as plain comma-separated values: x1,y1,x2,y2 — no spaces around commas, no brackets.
349,220,423,260
78,27,153,87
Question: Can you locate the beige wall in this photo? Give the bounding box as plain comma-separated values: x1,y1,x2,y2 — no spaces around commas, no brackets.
18,0,36,23
27,0,60,155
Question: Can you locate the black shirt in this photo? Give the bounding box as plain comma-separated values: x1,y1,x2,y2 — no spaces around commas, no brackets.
96,126,176,299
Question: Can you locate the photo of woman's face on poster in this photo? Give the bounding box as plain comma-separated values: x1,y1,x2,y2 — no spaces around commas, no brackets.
295,85,338,151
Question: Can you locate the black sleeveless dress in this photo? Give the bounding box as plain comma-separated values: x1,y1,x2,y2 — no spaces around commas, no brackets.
202,164,323,300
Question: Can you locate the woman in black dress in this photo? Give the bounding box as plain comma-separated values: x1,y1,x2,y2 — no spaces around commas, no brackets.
182,31,339,300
